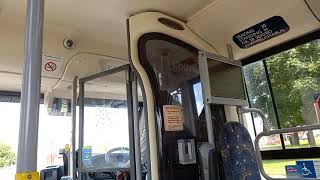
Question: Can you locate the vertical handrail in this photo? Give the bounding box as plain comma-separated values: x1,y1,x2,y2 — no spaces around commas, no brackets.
132,75,142,180
137,77,152,180
71,76,78,180
78,81,85,180
127,69,137,180
16,0,44,178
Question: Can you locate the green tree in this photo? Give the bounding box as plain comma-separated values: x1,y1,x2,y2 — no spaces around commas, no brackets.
244,40,320,145
244,62,278,128
0,143,16,167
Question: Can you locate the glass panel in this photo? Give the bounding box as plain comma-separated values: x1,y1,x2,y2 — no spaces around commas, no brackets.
243,61,282,150
243,61,278,131
265,39,320,148
83,71,130,170
193,82,203,116
0,102,19,179
38,104,71,169
0,102,71,179
144,39,199,134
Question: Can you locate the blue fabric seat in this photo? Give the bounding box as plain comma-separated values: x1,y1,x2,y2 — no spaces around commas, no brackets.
219,122,261,180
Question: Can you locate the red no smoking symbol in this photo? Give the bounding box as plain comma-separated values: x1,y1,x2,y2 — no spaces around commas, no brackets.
44,61,57,71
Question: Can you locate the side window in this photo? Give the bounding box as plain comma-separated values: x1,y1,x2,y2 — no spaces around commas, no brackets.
0,99,71,179
244,39,320,150
243,61,282,150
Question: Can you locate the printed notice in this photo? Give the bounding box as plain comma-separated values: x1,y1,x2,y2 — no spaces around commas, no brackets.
163,105,184,131
233,16,290,49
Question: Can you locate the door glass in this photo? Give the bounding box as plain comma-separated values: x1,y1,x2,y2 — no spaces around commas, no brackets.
82,70,130,170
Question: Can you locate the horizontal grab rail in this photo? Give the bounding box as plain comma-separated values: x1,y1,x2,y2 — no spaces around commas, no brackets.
238,107,320,180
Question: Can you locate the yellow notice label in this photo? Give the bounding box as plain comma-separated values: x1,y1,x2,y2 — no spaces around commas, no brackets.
163,105,184,131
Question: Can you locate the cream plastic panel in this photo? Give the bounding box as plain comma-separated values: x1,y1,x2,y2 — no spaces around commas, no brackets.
306,0,320,20
46,53,128,103
129,12,217,180
187,0,320,60
0,21,128,94
0,72,57,93
0,0,215,57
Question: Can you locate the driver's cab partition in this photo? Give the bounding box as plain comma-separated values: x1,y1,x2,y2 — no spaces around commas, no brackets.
74,64,150,180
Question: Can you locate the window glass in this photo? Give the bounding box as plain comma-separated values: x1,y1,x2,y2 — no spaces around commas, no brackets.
244,39,320,150
0,102,71,179
243,61,282,150
193,82,203,116
243,61,278,130
265,40,320,148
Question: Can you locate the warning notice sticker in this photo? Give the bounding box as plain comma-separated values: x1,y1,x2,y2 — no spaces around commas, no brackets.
42,54,64,77
163,105,184,131
233,16,290,49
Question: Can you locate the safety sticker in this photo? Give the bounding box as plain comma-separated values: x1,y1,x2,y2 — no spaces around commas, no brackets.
233,16,290,49
42,54,64,76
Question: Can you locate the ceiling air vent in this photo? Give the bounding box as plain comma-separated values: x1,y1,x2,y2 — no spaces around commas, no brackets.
158,17,184,30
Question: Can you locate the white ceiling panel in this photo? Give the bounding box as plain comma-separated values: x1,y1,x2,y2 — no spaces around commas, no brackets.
187,0,320,60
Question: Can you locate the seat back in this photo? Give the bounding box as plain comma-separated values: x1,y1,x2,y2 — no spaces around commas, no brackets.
219,122,261,180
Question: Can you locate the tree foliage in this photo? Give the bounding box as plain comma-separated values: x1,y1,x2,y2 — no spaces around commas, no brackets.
0,142,16,167
244,40,320,129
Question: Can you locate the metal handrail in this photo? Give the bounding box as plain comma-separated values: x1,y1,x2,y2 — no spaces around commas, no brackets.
238,107,320,180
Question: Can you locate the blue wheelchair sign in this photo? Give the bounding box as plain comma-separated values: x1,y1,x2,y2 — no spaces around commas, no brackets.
296,160,317,178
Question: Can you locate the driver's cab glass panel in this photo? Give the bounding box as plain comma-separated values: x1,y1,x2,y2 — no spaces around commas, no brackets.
143,38,201,179
144,39,200,132
145,40,199,92
83,71,130,170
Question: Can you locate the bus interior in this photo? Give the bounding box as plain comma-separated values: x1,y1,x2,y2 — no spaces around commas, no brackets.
1,0,320,180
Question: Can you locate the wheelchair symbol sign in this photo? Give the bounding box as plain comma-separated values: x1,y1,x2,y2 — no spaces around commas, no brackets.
82,146,93,167
302,163,312,176
297,161,317,178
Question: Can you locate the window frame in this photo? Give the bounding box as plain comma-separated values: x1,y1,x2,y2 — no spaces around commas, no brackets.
0,91,44,103
242,30,320,159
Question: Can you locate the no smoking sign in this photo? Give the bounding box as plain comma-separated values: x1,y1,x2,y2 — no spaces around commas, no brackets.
44,61,57,71
41,54,64,77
